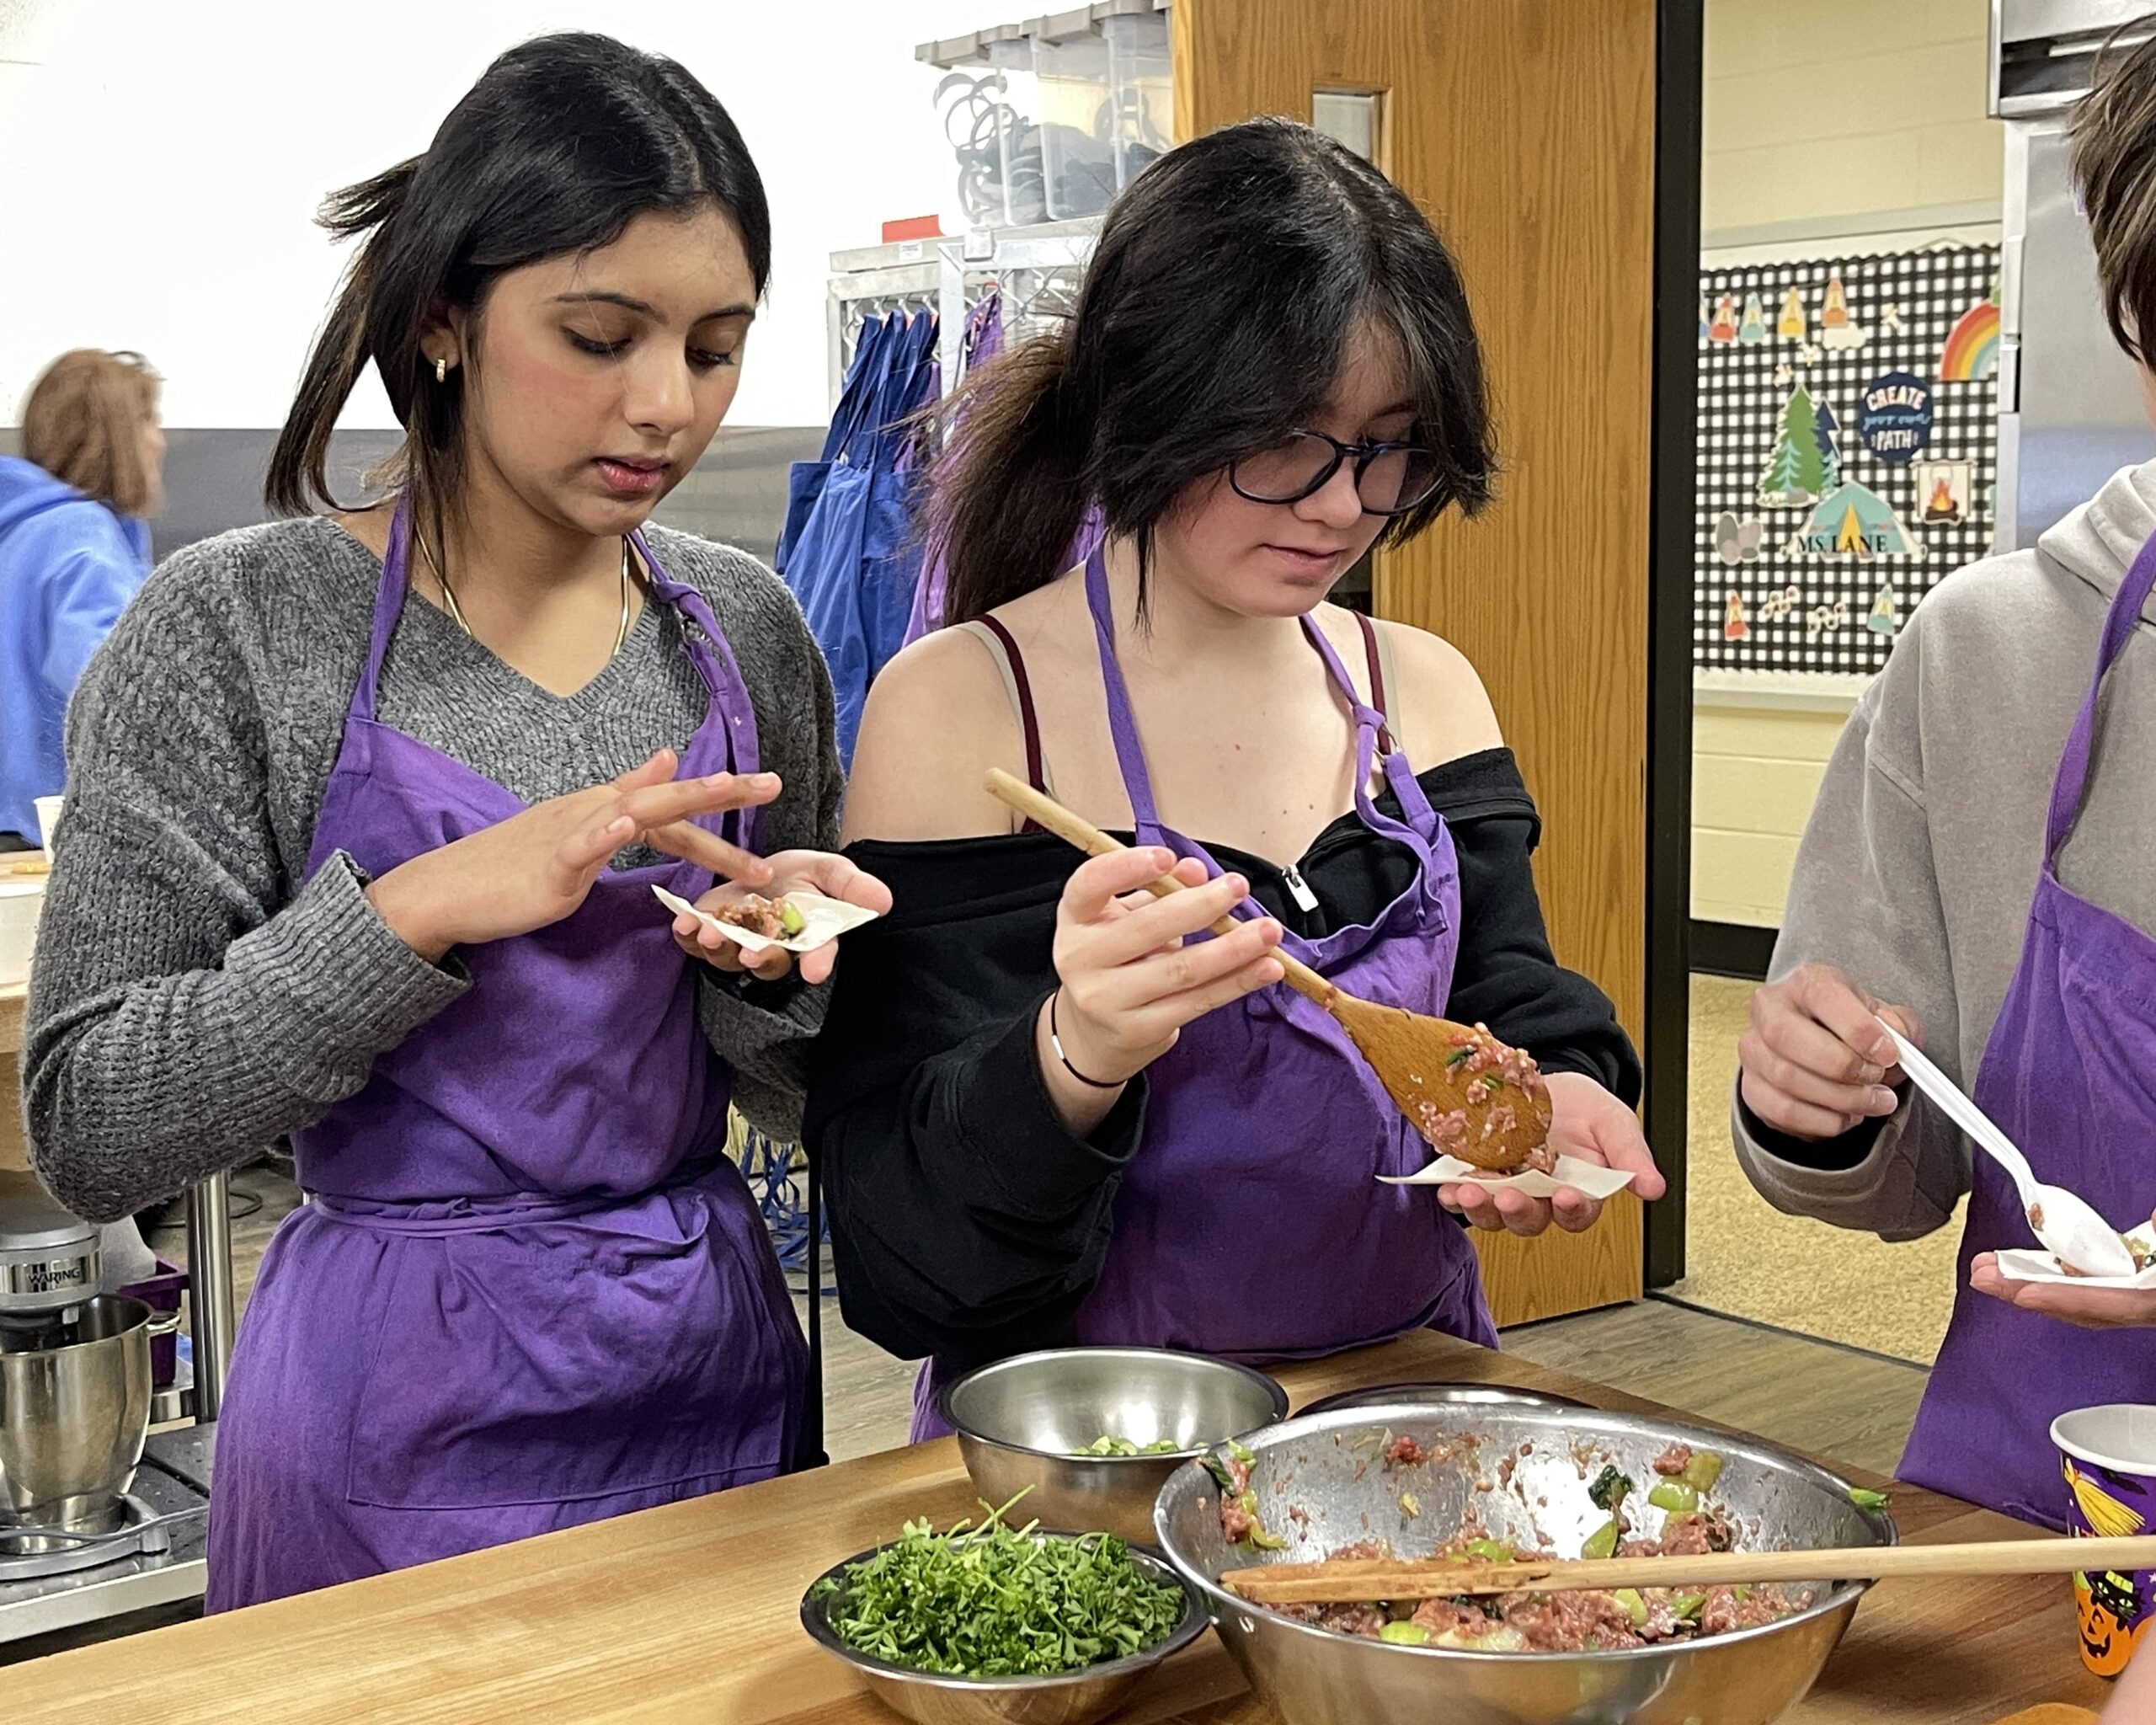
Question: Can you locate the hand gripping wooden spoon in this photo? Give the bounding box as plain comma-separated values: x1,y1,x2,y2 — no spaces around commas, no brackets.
985,768,1553,1172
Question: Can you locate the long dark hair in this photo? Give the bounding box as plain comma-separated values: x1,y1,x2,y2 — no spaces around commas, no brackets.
266,33,771,562
931,119,1494,626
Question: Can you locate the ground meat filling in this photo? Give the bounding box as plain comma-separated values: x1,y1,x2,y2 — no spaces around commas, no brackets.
1253,1522,1804,1653
714,894,787,938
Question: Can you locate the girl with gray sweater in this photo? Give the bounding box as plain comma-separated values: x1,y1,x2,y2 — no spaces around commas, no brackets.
21,34,886,1609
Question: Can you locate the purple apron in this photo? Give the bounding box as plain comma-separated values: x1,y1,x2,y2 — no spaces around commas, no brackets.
206,506,806,1609
1900,528,2156,1526
914,548,1495,1437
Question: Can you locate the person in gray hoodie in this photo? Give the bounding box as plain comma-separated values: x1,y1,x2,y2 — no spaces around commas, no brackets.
1733,34,2156,1533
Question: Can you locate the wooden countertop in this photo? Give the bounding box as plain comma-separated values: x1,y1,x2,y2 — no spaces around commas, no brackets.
9,1332,2111,1722
0,980,24,1058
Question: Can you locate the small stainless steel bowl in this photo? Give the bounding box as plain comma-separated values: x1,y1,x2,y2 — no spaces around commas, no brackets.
1298,1381,1587,1419
1154,1402,1897,1725
800,1532,1209,1725
940,1348,1290,1544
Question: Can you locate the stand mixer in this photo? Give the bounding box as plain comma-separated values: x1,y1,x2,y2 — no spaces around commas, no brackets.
0,1169,157,1543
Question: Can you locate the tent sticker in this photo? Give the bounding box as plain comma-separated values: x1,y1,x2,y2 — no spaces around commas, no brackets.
1786,481,1929,561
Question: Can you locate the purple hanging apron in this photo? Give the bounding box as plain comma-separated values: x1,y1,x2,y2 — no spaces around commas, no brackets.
205,505,806,1609
1900,529,2156,1527
914,547,1494,1438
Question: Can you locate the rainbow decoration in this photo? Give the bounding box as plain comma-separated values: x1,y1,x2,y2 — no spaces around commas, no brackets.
1939,301,2000,382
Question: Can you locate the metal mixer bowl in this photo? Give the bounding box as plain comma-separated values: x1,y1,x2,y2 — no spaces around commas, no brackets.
941,1348,1290,1545
1152,1402,1897,1725
0,1294,157,1541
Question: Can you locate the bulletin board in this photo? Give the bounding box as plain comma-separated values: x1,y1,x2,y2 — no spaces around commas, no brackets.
1694,243,2001,675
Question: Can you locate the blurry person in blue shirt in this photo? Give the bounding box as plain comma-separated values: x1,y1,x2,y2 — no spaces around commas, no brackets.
0,349,164,847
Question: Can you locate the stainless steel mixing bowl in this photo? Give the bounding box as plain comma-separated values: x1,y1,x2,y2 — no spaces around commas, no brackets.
799,1532,1209,1725
1152,1402,1897,1725
0,1294,159,1541
1299,1381,1587,1418
941,1348,1289,1544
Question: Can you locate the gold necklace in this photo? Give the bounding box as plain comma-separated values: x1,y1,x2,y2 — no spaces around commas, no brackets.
420,534,634,659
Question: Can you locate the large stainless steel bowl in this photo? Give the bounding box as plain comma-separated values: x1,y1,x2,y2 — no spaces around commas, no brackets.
1299,1381,1587,1418
800,1532,1209,1725
1153,1402,1897,1725
942,1348,1289,1544
0,1294,157,1541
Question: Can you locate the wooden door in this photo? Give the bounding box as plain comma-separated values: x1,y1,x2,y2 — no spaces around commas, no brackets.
1173,0,1659,1325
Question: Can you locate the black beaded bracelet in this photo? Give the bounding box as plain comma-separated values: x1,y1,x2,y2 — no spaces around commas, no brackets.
1049,990,1124,1090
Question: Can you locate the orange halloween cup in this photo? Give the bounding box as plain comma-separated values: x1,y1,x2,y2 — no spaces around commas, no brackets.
2053,1405,2156,1679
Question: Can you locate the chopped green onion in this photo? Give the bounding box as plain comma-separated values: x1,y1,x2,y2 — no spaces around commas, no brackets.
1849,1487,1891,1513
1613,1587,1649,1628
1460,1538,1513,1563
1433,1625,1529,1652
1678,1450,1725,1493
1398,1492,1422,1519
1582,1518,1621,1562
777,900,807,937
1647,1480,1699,1514
814,1493,1185,1678
1380,1621,1431,1645
1671,1592,1707,1622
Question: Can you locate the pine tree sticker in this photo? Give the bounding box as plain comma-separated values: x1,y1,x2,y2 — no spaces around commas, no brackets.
1759,384,1829,508
1813,398,1842,493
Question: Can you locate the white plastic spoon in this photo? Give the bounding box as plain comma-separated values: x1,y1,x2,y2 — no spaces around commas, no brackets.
1882,1024,2137,1278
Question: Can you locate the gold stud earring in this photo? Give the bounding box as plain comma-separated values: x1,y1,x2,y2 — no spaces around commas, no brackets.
435,357,449,384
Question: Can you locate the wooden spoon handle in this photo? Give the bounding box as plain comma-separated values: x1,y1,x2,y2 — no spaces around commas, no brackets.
985,768,1334,1003
1219,1533,2156,1605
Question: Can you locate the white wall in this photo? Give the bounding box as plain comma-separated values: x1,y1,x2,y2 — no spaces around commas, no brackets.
0,0,999,429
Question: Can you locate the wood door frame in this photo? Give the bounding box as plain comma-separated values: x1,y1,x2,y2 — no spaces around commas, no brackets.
1645,0,1704,1290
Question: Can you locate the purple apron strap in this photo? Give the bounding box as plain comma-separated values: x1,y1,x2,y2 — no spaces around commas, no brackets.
356,503,420,722
2046,528,2156,858
632,528,766,857
1082,545,1171,835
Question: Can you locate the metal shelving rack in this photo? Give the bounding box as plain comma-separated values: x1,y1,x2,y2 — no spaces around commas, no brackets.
825,219,1099,409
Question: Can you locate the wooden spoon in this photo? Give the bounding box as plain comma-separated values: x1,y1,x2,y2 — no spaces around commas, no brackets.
984,767,1552,1171
1219,1533,2156,1604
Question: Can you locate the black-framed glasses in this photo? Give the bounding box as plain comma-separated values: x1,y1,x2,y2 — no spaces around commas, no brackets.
1228,429,1442,516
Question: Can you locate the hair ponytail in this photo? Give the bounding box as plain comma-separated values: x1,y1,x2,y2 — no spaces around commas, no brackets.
931,336,1091,626
264,160,419,520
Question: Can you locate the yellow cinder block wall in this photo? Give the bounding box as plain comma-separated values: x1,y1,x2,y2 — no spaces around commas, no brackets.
1693,0,1999,929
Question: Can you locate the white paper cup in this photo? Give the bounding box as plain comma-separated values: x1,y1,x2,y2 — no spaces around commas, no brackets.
0,879,43,987
33,795,62,863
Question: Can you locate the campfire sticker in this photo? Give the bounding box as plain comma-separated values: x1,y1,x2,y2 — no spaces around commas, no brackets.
1913,458,1975,526
1857,371,1934,465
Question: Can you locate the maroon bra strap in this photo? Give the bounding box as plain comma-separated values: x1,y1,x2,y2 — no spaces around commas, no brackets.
1352,610,1397,756
976,613,1048,833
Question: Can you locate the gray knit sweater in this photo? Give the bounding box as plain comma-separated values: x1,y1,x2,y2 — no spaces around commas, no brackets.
21,515,841,1224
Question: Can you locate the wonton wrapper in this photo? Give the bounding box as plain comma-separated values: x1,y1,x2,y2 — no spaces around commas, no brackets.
1380,1154,1637,1199
653,884,881,953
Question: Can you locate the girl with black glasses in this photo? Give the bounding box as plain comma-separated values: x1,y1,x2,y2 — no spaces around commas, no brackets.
810,120,1658,1431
